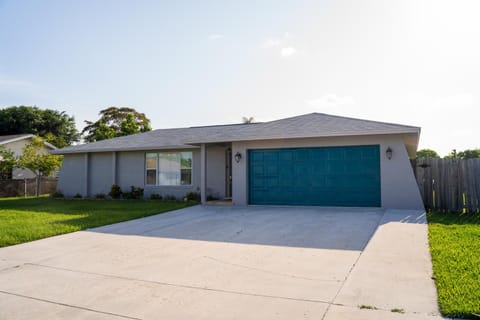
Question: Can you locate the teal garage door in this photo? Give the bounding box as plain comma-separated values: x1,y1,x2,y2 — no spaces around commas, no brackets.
248,145,381,207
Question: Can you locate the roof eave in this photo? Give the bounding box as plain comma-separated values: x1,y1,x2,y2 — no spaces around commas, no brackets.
0,134,35,145
51,144,200,155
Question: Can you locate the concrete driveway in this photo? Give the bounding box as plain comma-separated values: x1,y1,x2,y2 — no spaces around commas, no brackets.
0,206,440,319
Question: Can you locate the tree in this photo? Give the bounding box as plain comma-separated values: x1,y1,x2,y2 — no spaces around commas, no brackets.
0,146,17,179
457,149,480,159
0,106,80,148
120,113,140,136
416,149,440,158
242,116,255,124
444,149,458,159
82,107,151,142
17,137,63,196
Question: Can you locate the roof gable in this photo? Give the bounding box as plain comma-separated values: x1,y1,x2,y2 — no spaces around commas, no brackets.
0,134,57,149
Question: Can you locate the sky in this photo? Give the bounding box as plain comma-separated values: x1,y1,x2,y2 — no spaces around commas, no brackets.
0,0,479,156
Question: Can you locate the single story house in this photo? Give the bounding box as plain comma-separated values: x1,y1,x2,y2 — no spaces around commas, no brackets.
0,134,57,179
52,113,424,210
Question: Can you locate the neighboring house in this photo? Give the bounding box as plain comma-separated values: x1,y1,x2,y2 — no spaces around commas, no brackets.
0,134,57,179
52,113,424,210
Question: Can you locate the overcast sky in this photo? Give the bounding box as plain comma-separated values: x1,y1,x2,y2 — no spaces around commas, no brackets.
0,0,479,156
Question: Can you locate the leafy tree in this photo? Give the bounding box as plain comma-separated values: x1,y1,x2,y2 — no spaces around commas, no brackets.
457,149,480,159
92,120,116,141
242,116,255,124
0,106,80,147
0,146,17,179
17,137,63,196
444,149,458,159
120,113,140,136
82,107,151,142
416,149,440,158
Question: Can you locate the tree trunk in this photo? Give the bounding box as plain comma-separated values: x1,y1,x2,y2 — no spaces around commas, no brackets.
35,175,41,197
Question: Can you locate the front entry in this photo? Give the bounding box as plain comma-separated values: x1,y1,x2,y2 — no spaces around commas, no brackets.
225,148,232,198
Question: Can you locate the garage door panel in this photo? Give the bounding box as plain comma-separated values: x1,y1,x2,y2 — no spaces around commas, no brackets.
248,145,381,207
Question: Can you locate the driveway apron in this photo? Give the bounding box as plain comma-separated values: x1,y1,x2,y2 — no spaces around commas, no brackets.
0,206,440,319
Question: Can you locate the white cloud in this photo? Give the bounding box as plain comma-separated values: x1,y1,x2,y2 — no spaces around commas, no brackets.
306,94,355,109
208,34,224,40
261,38,281,48
261,32,296,56
280,46,297,57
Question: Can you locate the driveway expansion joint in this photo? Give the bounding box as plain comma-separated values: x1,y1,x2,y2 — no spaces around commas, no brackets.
0,290,141,320
321,209,386,320
24,262,333,305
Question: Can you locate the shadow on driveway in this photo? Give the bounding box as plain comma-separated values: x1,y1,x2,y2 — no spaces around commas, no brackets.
88,205,391,251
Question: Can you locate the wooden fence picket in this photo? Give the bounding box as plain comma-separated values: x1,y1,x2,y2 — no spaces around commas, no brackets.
412,158,480,213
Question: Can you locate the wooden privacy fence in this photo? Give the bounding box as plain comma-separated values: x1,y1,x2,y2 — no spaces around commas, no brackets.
412,158,480,213
0,178,57,198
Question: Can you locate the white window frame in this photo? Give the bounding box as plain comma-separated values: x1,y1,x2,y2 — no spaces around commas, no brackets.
145,151,193,186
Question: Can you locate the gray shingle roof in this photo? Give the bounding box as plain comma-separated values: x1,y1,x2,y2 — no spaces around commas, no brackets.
0,134,34,144
52,113,420,154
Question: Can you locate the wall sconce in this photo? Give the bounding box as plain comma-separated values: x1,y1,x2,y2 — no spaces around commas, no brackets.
386,147,393,160
234,152,242,163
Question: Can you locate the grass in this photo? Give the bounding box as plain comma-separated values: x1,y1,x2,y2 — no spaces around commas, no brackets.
0,197,195,247
427,211,480,319
358,304,378,310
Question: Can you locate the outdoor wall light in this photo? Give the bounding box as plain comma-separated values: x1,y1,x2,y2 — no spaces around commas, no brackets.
386,147,393,160
234,152,242,163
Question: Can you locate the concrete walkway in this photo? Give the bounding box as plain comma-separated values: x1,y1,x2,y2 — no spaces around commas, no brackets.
0,206,441,319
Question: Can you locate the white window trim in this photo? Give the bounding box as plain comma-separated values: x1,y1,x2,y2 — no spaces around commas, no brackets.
145,151,193,187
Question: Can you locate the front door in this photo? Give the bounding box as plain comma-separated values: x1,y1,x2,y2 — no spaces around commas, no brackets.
225,148,232,198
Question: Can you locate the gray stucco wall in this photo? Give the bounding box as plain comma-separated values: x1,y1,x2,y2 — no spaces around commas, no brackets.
231,135,424,210
56,149,209,199
56,153,86,197
116,151,145,191
206,146,227,199
88,152,114,196
56,135,423,209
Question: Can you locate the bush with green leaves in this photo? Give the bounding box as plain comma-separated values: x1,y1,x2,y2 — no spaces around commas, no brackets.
51,190,64,198
207,195,219,201
150,193,162,200
123,186,144,199
73,193,82,199
109,184,122,199
185,192,201,202
164,195,177,201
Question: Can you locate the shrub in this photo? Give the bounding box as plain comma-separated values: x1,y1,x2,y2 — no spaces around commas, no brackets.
150,193,163,200
109,184,122,199
51,190,64,198
73,193,82,199
185,192,201,202
207,195,219,201
95,193,106,199
123,186,144,199
164,195,177,201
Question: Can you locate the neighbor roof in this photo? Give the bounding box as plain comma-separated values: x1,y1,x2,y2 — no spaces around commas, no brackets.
0,134,57,149
52,113,420,155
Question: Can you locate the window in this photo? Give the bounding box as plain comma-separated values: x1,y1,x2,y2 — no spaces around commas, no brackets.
145,152,192,186
146,153,157,185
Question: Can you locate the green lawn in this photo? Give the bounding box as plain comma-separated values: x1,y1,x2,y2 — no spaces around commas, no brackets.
427,212,480,319
0,197,195,248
